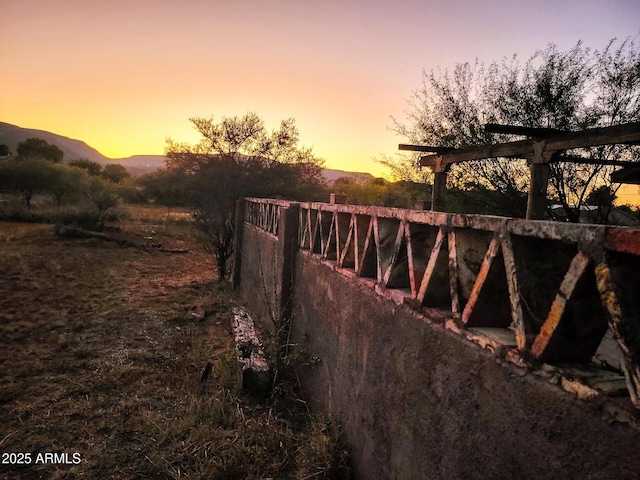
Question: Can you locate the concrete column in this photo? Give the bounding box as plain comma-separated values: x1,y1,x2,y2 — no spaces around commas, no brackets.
232,198,246,289
330,194,347,204
414,200,432,210
277,203,300,321
274,203,300,371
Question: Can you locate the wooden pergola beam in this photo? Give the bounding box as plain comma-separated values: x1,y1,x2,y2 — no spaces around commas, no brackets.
420,139,533,167
403,121,640,219
526,122,640,151
611,165,640,185
419,121,640,169
398,145,455,213
398,144,457,154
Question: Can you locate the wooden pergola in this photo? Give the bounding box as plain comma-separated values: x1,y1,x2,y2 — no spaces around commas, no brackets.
399,121,640,220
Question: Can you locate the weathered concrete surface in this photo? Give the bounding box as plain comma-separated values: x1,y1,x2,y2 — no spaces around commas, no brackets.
231,307,271,395
237,222,280,325
290,252,640,480
236,216,640,479
237,205,299,327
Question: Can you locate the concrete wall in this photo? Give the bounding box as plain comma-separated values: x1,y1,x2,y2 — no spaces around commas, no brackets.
238,223,280,326
237,203,299,331
236,213,640,479
291,252,640,479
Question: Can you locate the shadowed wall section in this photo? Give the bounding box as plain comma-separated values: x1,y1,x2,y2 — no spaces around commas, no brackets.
235,198,640,480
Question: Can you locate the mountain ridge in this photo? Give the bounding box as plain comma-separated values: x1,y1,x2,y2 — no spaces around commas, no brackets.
0,121,167,175
0,121,110,164
0,121,376,182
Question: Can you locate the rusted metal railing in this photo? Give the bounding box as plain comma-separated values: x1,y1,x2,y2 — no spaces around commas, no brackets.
244,197,640,406
244,198,287,236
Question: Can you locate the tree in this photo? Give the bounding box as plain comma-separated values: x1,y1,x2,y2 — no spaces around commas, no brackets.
138,169,189,206
48,163,88,207
69,159,103,176
331,176,426,208
0,158,90,209
101,163,131,183
0,158,58,208
0,144,9,157
388,37,640,221
586,184,617,207
164,113,326,280
84,177,120,230
584,185,617,224
17,138,64,163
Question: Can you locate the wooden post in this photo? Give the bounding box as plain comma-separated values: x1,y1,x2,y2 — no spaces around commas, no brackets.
432,158,448,212
526,140,551,220
432,172,447,212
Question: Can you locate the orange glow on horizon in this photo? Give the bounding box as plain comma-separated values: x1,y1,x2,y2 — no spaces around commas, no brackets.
2,1,638,180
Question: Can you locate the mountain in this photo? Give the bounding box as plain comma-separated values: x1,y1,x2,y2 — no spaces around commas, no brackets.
0,121,110,164
321,168,375,184
0,122,164,176
0,122,375,180
110,155,167,176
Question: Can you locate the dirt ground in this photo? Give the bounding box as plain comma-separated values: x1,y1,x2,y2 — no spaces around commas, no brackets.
0,207,346,480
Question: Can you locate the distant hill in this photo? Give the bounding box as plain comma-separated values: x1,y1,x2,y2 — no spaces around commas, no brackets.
110,155,167,176
0,122,165,176
321,168,375,184
0,121,110,164
0,122,374,180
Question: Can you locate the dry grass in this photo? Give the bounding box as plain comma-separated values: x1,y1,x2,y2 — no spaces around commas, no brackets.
0,207,349,479
121,204,194,224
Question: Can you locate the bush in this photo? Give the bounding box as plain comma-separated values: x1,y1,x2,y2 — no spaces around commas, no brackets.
0,198,120,231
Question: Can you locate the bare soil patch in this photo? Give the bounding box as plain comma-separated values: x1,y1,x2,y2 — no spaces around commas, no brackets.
0,208,348,479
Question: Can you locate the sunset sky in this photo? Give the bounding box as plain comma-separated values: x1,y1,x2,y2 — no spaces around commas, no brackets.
2,0,639,178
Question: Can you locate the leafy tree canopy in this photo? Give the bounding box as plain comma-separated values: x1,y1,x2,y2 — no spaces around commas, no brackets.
160,113,327,280
174,112,321,165
17,138,64,163
332,177,426,208
101,163,131,183
0,158,70,208
69,159,103,176
386,37,640,221
164,112,326,203
47,163,89,207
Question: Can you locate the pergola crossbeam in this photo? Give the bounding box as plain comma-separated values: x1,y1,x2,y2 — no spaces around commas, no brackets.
398,144,457,154
419,139,532,167
611,165,640,185
419,122,640,169
405,121,640,219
